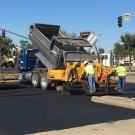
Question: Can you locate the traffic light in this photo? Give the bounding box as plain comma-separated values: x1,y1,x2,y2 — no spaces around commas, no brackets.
0,29,5,37
117,16,122,27
2,29,5,37
99,48,104,54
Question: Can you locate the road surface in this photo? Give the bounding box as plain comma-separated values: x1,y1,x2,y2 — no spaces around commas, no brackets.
0,84,135,135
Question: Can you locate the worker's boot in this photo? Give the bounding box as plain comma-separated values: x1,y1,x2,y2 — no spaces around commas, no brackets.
84,88,94,96
114,87,125,94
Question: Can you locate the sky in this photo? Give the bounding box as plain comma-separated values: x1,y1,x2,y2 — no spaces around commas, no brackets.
0,0,135,52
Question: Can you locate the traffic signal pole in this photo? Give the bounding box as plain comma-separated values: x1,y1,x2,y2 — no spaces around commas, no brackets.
5,30,29,39
0,29,29,39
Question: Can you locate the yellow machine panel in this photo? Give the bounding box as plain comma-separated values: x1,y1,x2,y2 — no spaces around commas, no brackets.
48,70,67,81
48,62,85,82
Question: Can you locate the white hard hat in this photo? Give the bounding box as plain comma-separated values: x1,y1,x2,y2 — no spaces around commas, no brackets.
84,61,88,65
119,61,124,65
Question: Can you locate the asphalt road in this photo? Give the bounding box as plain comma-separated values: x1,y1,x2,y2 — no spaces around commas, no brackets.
0,84,135,135
123,73,135,98
124,82,135,98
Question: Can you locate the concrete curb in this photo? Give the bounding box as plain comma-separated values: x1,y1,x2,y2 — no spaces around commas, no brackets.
91,96,135,110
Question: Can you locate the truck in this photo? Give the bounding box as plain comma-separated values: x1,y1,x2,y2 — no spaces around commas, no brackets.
19,47,37,72
29,23,93,93
101,52,117,67
29,24,119,95
0,29,30,89
0,51,20,89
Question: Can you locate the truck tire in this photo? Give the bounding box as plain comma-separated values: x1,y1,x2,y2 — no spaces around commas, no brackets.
40,73,48,90
32,72,40,88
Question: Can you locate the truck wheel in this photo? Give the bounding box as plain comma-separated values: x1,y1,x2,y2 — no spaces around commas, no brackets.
40,74,48,90
32,73,40,88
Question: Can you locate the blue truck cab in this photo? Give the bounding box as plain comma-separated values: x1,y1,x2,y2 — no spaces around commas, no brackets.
19,48,37,72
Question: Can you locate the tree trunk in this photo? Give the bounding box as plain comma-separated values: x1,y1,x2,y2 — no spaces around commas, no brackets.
129,56,132,72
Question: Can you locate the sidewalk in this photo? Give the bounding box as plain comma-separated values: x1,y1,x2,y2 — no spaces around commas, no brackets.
27,119,135,135
91,96,135,110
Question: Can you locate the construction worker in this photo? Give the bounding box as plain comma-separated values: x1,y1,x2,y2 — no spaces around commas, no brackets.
115,62,127,92
8,57,15,68
100,66,113,84
95,62,102,82
1,56,14,68
67,62,78,81
84,60,96,94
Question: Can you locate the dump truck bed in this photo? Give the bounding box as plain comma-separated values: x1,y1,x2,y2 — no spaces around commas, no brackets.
29,23,92,70
29,24,61,69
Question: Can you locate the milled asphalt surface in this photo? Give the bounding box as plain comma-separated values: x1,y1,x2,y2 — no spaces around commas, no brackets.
0,84,135,135
0,73,134,135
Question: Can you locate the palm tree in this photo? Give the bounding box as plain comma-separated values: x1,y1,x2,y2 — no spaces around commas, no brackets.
113,42,128,62
114,33,135,70
120,33,135,70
